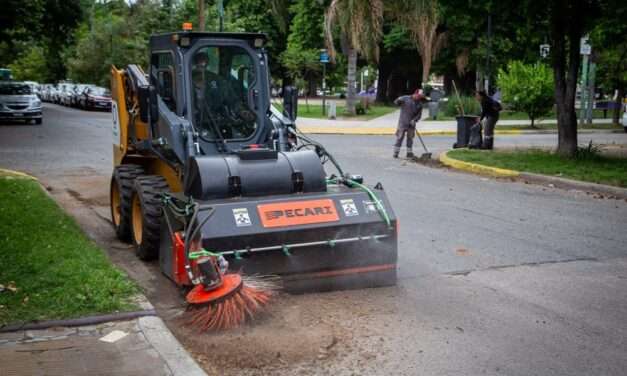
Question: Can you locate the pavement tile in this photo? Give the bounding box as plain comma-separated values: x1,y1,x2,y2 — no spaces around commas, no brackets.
0,321,172,376
0,331,25,342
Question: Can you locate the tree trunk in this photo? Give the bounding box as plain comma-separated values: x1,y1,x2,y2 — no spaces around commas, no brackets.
346,48,358,116
421,55,431,84
551,1,581,158
375,68,389,104
198,0,205,31
530,117,536,129
375,54,393,104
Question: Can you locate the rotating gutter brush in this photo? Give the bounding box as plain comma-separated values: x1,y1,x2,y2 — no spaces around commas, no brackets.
165,198,276,331
184,250,273,331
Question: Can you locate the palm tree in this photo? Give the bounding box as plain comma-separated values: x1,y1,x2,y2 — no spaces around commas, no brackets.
324,0,384,115
393,0,446,84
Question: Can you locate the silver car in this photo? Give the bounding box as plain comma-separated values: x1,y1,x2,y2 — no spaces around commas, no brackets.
0,82,43,124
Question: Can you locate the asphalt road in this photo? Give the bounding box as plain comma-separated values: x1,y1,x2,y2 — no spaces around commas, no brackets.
2,104,627,375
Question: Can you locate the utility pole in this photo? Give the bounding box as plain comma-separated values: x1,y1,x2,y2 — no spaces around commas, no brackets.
198,0,205,31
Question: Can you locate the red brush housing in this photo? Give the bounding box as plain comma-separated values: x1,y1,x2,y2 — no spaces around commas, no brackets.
172,232,192,286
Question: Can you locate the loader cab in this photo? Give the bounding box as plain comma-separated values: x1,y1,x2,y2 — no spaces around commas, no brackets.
148,32,271,157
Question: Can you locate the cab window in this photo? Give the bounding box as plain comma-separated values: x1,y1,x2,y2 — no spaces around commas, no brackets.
190,46,257,141
151,52,176,112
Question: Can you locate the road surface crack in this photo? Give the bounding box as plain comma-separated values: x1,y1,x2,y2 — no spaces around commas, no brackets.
447,257,599,276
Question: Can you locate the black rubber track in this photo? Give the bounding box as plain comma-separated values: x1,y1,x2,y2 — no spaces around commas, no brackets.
132,175,169,261
110,164,145,242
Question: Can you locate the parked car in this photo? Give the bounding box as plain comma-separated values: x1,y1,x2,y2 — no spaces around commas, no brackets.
78,86,112,111
70,84,93,107
57,83,75,106
47,85,62,104
23,81,41,98
0,82,43,124
40,84,53,102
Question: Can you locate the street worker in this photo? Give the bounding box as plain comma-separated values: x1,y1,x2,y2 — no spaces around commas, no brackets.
393,89,424,158
474,90,502,150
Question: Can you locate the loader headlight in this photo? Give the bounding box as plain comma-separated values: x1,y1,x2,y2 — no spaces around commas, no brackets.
254,38,264,48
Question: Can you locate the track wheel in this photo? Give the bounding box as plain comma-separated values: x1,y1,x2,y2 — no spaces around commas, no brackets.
131,176,169,260
110,164,145,242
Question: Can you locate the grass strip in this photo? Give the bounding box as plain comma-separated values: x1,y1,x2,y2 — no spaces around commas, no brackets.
425,109,613,121
275,103,397,120
448,149,627,188
0,177,138,326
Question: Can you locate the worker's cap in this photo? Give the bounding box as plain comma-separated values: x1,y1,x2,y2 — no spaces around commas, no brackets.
413,89,425,99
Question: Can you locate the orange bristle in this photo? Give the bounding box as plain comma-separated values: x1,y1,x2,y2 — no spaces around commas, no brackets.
182,275,275,331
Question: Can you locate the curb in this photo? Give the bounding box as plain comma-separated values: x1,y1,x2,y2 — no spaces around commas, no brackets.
0,167,37,180
297,127,621,136
0,310,157,333
439,150,627,199
297,127,522,136
139,316,207,376
439,150,520,178
520,172,627,199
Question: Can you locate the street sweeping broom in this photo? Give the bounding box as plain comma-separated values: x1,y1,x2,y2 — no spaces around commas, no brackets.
109,27,398,331
161,198,276,331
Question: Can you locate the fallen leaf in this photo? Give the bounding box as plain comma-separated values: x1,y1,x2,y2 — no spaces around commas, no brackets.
6,282,17,293
456,248,471,256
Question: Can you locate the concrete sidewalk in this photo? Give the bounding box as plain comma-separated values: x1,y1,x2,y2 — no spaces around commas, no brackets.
296,109,617,135
0,316,206,376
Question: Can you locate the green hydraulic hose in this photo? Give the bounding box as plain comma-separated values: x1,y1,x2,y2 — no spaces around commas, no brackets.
327,178,392,229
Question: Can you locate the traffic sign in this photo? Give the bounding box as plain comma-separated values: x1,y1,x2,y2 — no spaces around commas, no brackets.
580,36,591,55
320,51,329,63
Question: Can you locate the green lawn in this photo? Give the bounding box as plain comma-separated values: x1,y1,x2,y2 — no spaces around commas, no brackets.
496,123,623,131
448,149,627,188
276,103,397,120
0,177,138,326
425,109,612,121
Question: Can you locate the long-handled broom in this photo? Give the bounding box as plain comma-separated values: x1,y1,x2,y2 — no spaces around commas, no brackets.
175,204,276,331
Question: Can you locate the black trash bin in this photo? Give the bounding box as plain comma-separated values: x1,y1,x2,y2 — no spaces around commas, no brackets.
453,115,477,148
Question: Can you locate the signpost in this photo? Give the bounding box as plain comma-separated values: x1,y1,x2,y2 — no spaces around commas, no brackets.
320,49,329,116
579,36,592,126
539,44,550,59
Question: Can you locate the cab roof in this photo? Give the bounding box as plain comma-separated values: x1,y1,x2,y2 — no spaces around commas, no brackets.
150,32,267,47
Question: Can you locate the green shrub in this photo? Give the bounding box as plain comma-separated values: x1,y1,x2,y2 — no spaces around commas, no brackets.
498,61,554,127
444,96,481,117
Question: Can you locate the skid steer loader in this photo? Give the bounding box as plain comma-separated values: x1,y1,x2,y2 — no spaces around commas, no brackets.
109,29,398,297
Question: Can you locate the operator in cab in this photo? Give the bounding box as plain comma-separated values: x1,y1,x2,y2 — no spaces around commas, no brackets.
191,48,256,141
